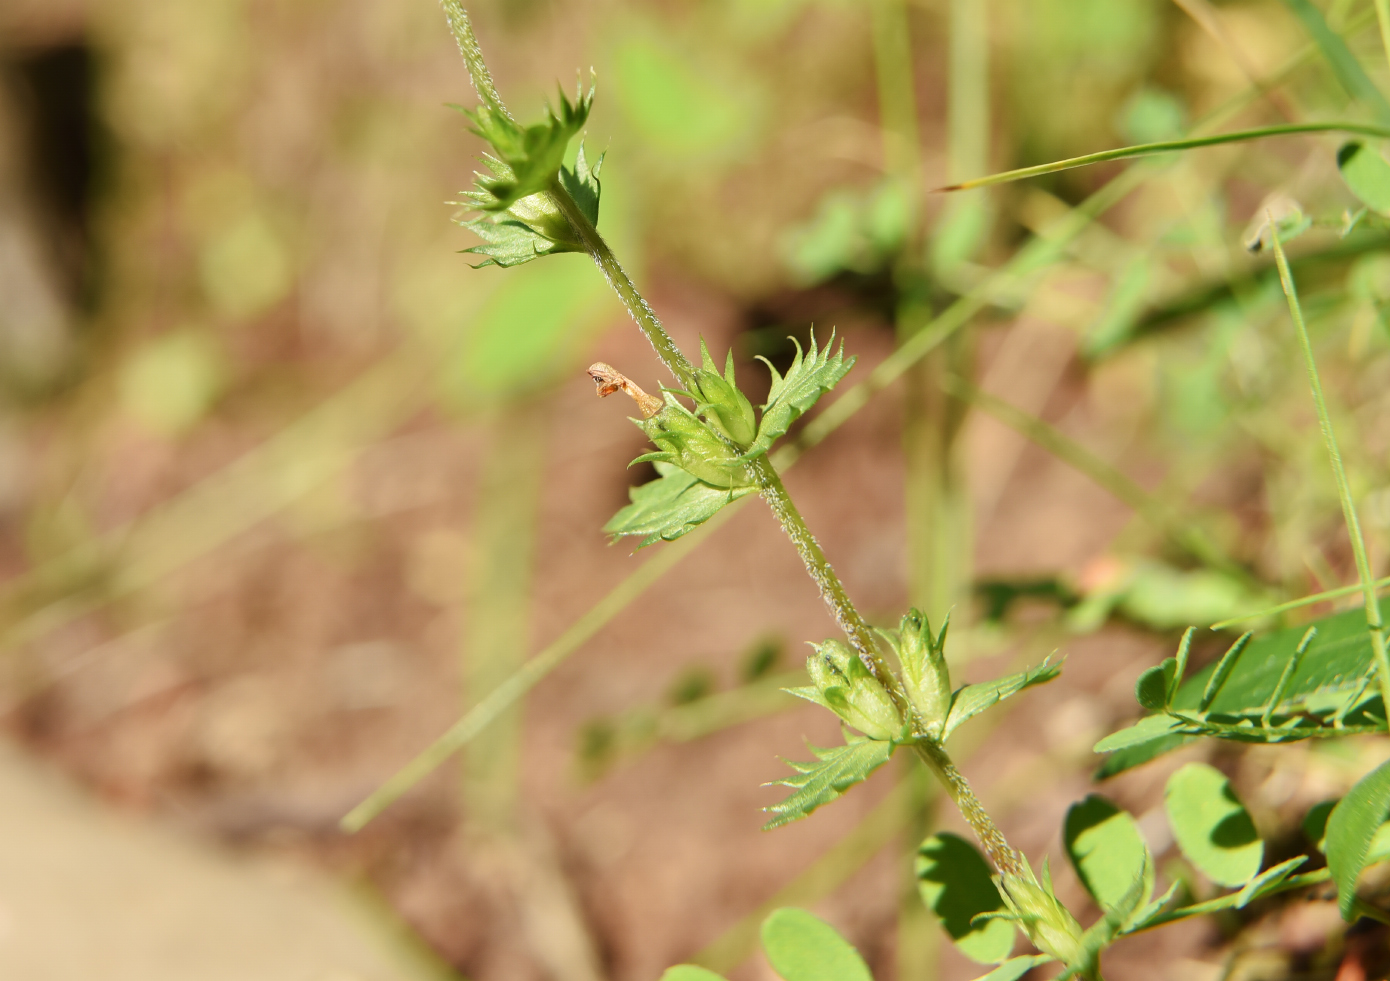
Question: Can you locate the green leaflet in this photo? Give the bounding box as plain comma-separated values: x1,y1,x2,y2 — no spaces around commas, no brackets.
762,735,895,829
915,832,1015,964
1165,763,1263,887
1326,758,1390,920
1338,142,1390,216
659,969,728,981
747,333,855,459
965,955,1053,981
1064,796,1153,925
605,461,755,547
461,145,604,268
760,909,873,981
942,658,1062,740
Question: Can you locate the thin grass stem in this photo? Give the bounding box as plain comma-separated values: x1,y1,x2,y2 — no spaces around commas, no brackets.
935,122,1390,193
1269,223,1390,725
1210,575,1390,629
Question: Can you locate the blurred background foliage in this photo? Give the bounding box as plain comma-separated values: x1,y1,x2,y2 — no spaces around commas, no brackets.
2,0,1390,979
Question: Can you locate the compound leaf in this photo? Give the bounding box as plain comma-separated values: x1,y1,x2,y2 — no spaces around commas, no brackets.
916,832,1015,964
763,736,894,829
1326,758,1390,920
1165,763,1263,887
1064,796,1153,921
943,658,1062,739
748,333,854,457
605,462,755,547
760,908,872,981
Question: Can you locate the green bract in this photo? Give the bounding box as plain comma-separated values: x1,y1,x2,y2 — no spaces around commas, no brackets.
877,609,952,736
458,144,604,268
459,79,593,211
790,639,904,741
996,862,1086,969
635,394,753,490
691,339,757,446
747,333,855,459
762,734,895,829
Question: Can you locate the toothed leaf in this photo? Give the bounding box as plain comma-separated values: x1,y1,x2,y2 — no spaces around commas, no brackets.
942,659,1062,740
763,736,895,829
605,461,755,547
748,333,855,457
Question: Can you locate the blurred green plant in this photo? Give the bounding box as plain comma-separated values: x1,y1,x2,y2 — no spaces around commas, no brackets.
332,2,1390,978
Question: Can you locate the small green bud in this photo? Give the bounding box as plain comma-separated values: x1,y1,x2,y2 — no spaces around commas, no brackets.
886,609,952,737
637,398,750,489
811,640,902,741
998,864,1086,967
692,340,757,446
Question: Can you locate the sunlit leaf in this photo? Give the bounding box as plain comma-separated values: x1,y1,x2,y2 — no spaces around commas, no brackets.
1093,713,1183,754
964,955,1053,981
747,333,855,458
760,908,872,981
1064,796,1153,921
1338,142,1390,216
762,735,895,829
605,461,756,547
1165,763,1263,887
942,658,1062,740
1134,658,1177,711
1327,758,1390,919
660,968,728,981
915,832,1015,964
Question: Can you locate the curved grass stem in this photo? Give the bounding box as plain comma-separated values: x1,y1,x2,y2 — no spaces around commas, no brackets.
935,121,1390,192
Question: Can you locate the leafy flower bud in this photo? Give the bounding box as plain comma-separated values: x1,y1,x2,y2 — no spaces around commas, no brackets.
998,863,1086,967
636,398,751,489
811,640,902,741
880,609,952,737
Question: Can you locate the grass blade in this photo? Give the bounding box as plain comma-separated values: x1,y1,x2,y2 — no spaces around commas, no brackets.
1270,223,1390,736
1211,575,1390,629
935,122,1390,193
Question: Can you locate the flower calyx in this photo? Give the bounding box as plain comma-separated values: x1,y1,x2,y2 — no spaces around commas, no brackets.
995,861,1088,971
787,639,906,742
634,394,751,490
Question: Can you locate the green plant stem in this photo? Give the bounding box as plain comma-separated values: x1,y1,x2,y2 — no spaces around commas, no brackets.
743,455,897,693
440,0,513,123
1269,225,1390,732
547,176,696,389
937,122,1390,192
1211,575,1390,629
913,739,1025,877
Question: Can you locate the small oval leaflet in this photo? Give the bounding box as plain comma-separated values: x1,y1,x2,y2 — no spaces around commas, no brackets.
916,832,1015,964
1165,763,1263,887
760,908,873,981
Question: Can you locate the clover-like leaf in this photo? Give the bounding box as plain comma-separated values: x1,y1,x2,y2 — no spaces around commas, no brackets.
1064,796,1153,924
963,955,1054,981
916,832,1015,964
605,461,755,547
1165,763,1263,887
760,908,873,981
942,658,1062,740
763,735,895,829
747,333,855,458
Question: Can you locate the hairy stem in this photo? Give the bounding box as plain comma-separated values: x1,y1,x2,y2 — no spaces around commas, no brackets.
548,177,697,390
1270,225,1390,726
745,454,898,693
914,739,1025,876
